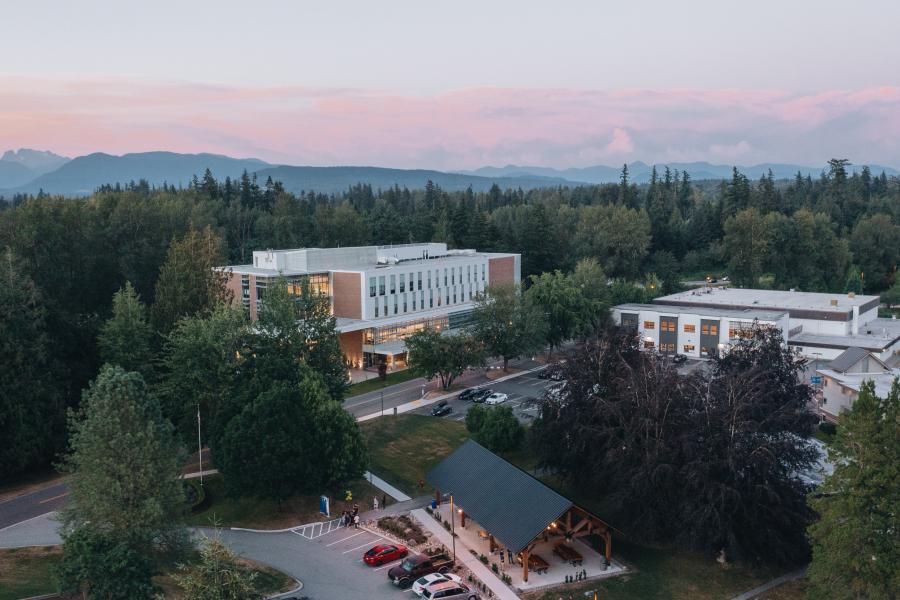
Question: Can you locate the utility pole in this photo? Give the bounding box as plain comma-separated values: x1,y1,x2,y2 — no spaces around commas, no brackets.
197,403,203,486
381,391,384,417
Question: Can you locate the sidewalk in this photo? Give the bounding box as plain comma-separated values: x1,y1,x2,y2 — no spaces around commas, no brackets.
413,508,521,600
364,471,411,501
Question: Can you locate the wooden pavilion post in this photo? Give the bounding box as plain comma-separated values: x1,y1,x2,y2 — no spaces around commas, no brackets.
460,509,466,528
604,531,612,561
522,546,530,582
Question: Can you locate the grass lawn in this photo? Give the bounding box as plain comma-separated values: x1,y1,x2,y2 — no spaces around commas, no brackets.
522,540,794,600
184,475,385,529
758,578,808,599
346,368,421,398
0,546,293,600
0,546,61,600
361,414,469,496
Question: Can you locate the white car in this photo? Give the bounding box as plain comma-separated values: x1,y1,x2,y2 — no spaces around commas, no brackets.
484,392,509,405
412,573,462,596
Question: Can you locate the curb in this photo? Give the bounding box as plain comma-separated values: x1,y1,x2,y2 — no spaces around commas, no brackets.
267,577,304,599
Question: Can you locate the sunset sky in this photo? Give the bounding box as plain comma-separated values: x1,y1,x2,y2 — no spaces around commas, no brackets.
3,0,900,168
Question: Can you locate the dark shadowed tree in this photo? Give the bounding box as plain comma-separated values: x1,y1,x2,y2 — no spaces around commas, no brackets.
97,282,156,381
471,283,547,370
406,329,485,390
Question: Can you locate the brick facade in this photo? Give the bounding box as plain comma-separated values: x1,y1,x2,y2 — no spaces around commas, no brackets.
331,272,362,319
488,256,516,287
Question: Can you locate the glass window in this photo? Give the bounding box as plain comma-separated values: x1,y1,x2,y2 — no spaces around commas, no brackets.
420,292,425,310
481,264,485,281
684,324,695,333
444,268,448,286
393,296,398,315
427,270,431,289
417,272,422,291
451,268,455,285
400,273,406,293
429,289,434,308
644,340,655,349
375,304,379,318
369,277,376,297
683,344,695,352
390,275,396,294
403,294,407,312
378,276,385,296
644,321,655,329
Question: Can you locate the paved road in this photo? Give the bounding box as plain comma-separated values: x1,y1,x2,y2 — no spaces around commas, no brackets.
0,481,69,531
410,368,554,425
344,356,544,419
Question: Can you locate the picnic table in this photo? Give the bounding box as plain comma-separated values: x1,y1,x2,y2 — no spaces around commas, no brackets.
553,542,584,566
517,552,550,574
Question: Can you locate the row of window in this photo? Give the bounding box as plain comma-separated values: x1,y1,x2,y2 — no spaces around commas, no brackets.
643,342,714,355
372,285,477,317
368,264,486,298
642,320,718,335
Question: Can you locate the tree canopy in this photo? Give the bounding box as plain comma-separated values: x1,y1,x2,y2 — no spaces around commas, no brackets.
406,328,485,390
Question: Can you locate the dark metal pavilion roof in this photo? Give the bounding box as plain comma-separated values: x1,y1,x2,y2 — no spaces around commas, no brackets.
426,440,574,553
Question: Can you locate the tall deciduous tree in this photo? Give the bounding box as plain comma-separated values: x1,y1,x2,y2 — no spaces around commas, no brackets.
471,283,547,370
574,204,651,279
465,404,523,453
0,248,64,480
808,380,900,600
525,270,583,353
215,371,366,500
406,329,485,390
97,281,156,380
152,226,232,333
724,208,770,288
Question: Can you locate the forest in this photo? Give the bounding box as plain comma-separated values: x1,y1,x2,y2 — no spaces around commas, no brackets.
1,159,899,482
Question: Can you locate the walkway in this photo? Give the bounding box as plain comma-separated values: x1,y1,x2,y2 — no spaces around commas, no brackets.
730,568,807,600
364,471,411,501
413,507,521,600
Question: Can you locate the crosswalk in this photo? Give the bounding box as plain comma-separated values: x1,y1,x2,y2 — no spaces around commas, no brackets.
291,517,345,540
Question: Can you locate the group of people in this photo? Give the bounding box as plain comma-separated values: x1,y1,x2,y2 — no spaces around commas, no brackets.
340,495,390,528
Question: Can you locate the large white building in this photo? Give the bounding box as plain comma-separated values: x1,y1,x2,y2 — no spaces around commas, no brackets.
222,243,521,370
612,287,900,361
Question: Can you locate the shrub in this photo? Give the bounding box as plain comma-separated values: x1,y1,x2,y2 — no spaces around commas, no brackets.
819,421,837,436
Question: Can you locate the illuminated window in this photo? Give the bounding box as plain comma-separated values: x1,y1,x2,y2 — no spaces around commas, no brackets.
644,340,655,349
684,324,696,333
660,320,676,332
683,344,695,353
644,321,655,329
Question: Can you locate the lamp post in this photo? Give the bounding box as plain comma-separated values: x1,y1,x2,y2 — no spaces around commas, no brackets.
449,493,456,562
197,403,203,486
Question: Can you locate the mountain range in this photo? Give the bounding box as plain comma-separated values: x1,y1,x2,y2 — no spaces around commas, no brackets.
1,149,897,198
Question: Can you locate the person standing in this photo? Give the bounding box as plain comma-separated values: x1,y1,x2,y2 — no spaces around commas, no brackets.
353,514,360,529
373,496,379,511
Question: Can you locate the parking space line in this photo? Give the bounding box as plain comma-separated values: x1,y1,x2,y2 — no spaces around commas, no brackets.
342,537,384,553
326,531,366,546
373,559,404,571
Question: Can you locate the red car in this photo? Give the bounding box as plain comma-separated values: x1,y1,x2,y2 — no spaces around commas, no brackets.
364,543,408,566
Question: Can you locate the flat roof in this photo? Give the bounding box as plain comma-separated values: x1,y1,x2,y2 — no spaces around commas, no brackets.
335,303,476,333
789,318,900,352
221,251,517,277
614,303,787,321
656,287,879,312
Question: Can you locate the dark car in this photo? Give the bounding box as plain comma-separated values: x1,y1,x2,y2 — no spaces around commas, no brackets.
457,388,481,402
672,353,688,364
430,400,452,417
388,553,454,588
470,388,492,403
539,365,564,381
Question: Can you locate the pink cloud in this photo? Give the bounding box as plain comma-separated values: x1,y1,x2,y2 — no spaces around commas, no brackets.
1,78,899,169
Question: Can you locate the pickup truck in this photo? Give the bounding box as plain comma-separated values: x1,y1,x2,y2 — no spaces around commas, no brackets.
388,553,454,589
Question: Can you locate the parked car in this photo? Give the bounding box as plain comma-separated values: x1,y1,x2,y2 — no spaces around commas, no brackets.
422,581,478,600
412,573,462,596
388,552,454,588
470,388,492,403
672,353,688,364
430,401,452,417
457,388,481,402
484,392,509,405
363,543,408,566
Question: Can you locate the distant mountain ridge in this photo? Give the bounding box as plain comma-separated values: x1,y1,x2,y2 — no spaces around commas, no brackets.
2,150,898,198
0,148,70,188
457,161,900,184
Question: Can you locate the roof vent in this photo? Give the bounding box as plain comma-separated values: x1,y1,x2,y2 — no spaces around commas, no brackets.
830,299,838,307
848,292,856,299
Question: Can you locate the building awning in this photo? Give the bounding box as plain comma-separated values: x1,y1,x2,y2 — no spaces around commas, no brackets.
370,340,407,356
427,440,607,554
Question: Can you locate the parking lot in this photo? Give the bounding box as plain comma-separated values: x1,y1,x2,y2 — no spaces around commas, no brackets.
410,369,555,424
219,520,434,600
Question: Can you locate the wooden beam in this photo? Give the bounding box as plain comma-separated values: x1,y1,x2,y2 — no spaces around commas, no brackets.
522,547,530,582
460,509,466,528
604,531,612,561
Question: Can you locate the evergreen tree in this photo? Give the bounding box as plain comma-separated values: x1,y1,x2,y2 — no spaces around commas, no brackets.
97,282,156,380
152,226,232,333
0,248,63,479
173,535,262,600
844,264,864,295
808,380,900,599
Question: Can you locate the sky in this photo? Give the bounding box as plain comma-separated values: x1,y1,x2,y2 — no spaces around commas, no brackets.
2,0,900,169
